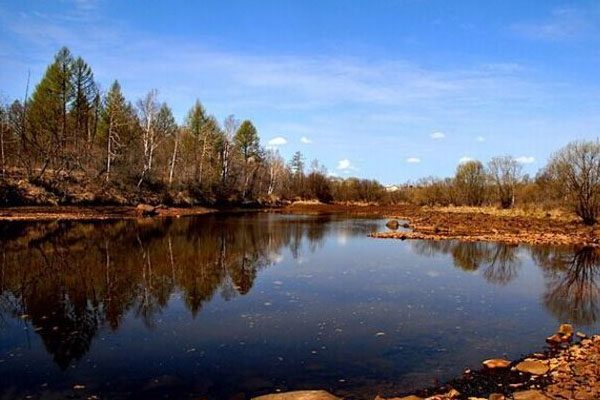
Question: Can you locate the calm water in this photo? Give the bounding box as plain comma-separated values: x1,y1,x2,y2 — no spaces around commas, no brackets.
0,213,599,399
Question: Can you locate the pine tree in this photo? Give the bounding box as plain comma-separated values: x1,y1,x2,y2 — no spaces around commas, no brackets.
71,56,97,148
27,46,74,173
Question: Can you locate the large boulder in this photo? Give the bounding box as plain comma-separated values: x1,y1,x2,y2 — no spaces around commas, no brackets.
515,360,549,375
252,391,341,400
512,390,550,400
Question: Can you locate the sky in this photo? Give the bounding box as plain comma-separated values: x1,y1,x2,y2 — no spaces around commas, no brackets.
1,0,600,184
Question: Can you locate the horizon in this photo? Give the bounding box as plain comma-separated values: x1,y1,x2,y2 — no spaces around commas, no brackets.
1,1,600,184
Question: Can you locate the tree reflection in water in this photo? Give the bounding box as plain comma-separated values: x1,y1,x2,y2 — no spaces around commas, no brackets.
0,214,378,370
411,240,522,285
1,215,599,373
532,246,600,326
412,240,600,326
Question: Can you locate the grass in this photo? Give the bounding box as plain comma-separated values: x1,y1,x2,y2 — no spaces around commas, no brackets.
427,205,577,222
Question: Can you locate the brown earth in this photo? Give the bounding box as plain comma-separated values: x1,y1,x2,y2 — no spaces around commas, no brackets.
0,205,215,221
282,203,600,247
3,202,597,247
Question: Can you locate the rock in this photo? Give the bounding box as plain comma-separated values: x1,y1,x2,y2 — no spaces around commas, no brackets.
516,360,549,375
546,334,564,344
488,394,505,400
443,388,460,397
512,390,550,400
253,391,341,400
386,220,400,230
73,385,85,390
136,204,157,216
576,331,587,339
482,358,511,369
558,324,573,338
374,396,423,400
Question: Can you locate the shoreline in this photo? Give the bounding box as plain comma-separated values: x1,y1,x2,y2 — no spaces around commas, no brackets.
2,202,599,247
256,328,600,400
282,203,600,248
0,204,218,221
1,204,598,399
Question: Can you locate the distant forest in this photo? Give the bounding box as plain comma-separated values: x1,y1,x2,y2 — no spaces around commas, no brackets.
1,48,600,224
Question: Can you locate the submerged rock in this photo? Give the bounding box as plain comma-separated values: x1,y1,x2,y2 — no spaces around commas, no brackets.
253,390,341,400
386,220,400,230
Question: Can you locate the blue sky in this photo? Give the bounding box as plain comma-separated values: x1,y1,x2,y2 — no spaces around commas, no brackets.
1,0,599,183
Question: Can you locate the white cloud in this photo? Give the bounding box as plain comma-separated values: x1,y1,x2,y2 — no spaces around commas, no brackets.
300,136,313,144
476,136,485,142
430,131,445,139
515,156,536,164
406,157,421,163
337,158,354,171
267,136,287,146
458,156,475,164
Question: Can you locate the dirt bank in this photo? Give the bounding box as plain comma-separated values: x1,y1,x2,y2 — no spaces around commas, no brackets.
0,205,216,221
282,203,600,247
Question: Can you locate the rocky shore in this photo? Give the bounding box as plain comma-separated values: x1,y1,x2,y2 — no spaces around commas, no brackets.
252,326,599,400
283,203,600,248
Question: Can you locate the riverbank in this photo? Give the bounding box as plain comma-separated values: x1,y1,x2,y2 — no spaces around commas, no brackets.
255,327,600,400
282,203,600,247
2,202,598,247
0,205,216,221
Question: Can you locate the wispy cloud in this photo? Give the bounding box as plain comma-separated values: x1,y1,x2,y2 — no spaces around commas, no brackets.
430,131,445,139
512,6,599,41
476,136,485,142
515,156,535,164
300,136,313,144
458,156,475,164
406,157,421,163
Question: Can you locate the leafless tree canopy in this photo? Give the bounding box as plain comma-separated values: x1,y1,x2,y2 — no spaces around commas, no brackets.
546,140,600,225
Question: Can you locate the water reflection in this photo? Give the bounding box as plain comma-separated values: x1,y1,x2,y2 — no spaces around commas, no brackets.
1,214,600,398
532,246,600,326
412,240,600,325
0,214,378,370
412,241,522,284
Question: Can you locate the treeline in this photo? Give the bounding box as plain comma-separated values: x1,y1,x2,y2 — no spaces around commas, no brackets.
396,141,600,225
1,47,600,224
0,47,392,206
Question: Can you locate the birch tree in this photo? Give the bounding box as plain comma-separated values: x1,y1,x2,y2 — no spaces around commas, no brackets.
136,90,160,187
219,115,239,189
101,81,128,182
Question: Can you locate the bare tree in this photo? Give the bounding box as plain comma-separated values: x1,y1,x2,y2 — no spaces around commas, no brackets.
488,156,522,208
220,115,239,189
547,140,600,225
136,90,160,187
455,160,487,206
